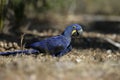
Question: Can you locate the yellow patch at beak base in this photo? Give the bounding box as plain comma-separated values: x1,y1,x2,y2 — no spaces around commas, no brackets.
72,30,76,34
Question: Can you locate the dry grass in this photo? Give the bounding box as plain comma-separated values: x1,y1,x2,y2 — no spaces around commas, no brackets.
0,49,120,80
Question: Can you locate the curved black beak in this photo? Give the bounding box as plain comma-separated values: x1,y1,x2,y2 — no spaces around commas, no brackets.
76,29,83,36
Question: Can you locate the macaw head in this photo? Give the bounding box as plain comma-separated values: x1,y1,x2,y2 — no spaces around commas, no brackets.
71,24,83,36
62,24,83,37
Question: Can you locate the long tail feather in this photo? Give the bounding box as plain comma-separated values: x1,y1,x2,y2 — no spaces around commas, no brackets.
0,49,39,55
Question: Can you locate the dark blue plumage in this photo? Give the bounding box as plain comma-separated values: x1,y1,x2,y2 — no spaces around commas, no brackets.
0,49,39,55
30,35,70,56
0,24,83,57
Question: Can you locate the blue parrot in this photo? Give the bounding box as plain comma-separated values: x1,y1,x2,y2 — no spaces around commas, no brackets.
0,24,83,57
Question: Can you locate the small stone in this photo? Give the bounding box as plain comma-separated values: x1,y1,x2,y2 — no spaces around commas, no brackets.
29,74,36,80
13,42,20,49
4,42,8,48
8,42,13,48
0,47,5,52
107,49,112,53
0,42,4,47
75,58,82,63
107,54,112,58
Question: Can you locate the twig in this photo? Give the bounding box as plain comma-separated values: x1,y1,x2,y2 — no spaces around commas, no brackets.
104,38,120,49
20,33,26,50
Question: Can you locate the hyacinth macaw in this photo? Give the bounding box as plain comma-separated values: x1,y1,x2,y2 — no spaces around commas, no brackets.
0,24,83,57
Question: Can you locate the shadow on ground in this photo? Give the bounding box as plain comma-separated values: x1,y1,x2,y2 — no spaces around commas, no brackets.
88,21,120,34
0,33,119,52
72,37,119,51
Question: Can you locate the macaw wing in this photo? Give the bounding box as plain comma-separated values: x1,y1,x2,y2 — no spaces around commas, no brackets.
30,35,69,54
54,44,72,57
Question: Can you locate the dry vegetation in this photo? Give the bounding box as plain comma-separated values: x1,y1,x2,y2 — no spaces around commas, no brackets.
1,0,120,80
0,31,120,80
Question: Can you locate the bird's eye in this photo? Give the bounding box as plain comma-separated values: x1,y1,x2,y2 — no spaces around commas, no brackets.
73,26,76,28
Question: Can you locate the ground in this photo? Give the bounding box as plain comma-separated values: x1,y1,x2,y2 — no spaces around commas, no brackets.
0,31,120,80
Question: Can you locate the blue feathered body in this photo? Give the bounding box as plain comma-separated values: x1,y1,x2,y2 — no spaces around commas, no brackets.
0,49,39,55
0,24,83,57
0,35,71,57
29,35,71,56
